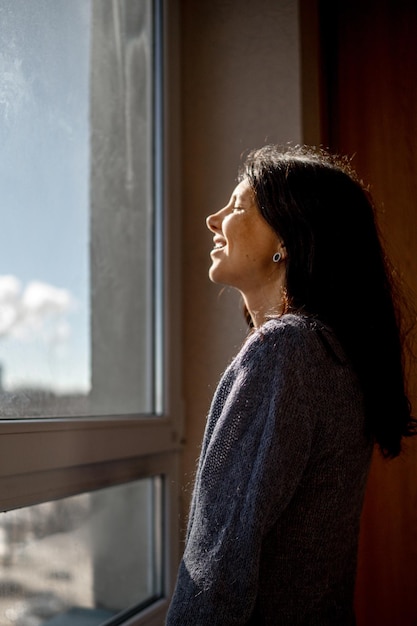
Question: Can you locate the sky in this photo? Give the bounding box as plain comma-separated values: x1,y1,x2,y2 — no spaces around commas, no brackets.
0,0,91,394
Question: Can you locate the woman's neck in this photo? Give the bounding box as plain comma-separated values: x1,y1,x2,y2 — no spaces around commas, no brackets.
242,282,287,328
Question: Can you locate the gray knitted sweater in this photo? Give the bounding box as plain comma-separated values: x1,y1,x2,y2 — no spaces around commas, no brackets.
167,314,373,625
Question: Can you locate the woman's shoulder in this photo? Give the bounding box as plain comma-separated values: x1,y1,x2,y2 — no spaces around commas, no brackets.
248,313,321,348
238,313,346,367
235,314,310,363
262,313,317,336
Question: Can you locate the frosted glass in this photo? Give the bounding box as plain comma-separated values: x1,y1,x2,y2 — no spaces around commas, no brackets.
0,478,163,625
0,0,158,418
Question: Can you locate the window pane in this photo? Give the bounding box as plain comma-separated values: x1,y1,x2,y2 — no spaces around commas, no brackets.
0,0,159,418
0,477,163,625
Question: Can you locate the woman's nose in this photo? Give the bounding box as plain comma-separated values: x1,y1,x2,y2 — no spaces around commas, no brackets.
206,210,222,233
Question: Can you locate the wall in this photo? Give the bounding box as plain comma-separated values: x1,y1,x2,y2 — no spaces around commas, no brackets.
90,0,154,415
89,0,155,607
179,0,302,524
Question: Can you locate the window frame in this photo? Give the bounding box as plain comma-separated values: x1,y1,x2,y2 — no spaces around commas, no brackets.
0,0,182,622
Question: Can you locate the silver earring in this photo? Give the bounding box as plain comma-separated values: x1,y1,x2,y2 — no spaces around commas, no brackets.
272,252,281,263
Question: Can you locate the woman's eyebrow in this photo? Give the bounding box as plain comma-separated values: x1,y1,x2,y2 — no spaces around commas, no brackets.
234,192,248,204
235,197,252,208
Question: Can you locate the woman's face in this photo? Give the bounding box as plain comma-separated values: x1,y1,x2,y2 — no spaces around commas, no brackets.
206,179,282,294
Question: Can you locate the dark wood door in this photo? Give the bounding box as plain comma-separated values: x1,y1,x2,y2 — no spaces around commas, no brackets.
318,2,417,624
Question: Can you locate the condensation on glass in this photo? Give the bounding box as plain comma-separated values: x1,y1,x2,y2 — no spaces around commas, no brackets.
0,477,163,625
0,0,160,417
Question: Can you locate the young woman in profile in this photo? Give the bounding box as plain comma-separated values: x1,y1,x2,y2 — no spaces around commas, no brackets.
166,145,415,625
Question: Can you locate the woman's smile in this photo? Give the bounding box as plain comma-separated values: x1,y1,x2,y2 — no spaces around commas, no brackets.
210,235,227,253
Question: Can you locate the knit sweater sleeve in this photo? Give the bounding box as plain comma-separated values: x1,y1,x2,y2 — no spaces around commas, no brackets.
166,320,316,625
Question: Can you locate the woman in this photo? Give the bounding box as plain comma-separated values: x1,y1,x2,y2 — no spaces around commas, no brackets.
166,145,415,625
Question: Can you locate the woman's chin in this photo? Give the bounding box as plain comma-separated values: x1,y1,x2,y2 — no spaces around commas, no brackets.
208,268,220,284
208,265,226,285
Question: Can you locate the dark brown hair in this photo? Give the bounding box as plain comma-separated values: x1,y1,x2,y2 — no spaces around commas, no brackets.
241,144,415,458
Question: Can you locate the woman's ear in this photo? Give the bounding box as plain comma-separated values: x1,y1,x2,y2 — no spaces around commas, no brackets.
278,241,287,261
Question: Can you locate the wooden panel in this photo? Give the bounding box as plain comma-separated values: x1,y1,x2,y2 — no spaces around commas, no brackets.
318,1,417,624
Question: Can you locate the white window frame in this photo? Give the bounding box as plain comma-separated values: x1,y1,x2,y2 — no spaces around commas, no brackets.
0,0,182,623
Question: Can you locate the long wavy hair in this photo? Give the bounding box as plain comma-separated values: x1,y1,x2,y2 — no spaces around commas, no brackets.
241,144,415,458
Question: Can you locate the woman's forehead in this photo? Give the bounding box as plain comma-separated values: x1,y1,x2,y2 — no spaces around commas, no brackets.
231,178,254,202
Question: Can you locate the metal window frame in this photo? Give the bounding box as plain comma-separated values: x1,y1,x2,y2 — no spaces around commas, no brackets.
0,0,182,622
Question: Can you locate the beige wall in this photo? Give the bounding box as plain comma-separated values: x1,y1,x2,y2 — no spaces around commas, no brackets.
179,0,302,523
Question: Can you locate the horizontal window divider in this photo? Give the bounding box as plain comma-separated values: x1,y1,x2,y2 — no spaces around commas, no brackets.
0,417,182,478
0,415,175,433
0,450,179,513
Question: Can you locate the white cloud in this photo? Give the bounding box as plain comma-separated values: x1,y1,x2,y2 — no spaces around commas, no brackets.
23,281,73,316
0,275,22,334
0,275,75,343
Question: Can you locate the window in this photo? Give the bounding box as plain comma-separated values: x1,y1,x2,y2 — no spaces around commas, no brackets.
0,1,180,625
0,0,161,419
0,478,163,624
